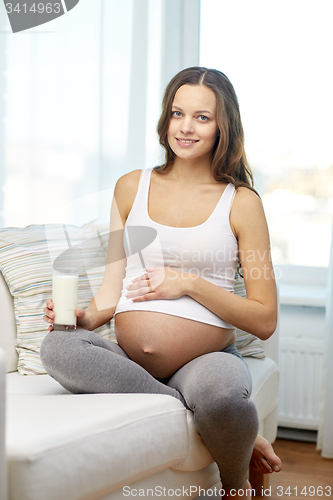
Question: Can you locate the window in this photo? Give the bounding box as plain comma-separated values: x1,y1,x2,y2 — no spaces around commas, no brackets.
200,0,333,267
1,1,105,227
0,0,166,228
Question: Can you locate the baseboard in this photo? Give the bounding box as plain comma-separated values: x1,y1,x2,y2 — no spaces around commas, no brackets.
277,426,318,443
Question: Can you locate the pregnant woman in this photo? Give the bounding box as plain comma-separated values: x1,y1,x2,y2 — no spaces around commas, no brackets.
41,67,281,498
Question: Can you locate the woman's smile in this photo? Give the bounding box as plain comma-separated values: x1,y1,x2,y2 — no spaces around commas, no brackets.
175,137,199,147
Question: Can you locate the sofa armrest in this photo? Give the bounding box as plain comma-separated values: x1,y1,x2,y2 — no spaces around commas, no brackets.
0,271,18,373
0,349,7,500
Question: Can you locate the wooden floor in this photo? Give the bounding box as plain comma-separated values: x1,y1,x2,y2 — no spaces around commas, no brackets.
266,438,333,500
197,438,333,500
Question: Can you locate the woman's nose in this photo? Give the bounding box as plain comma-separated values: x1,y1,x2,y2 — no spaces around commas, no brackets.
180,118,194,134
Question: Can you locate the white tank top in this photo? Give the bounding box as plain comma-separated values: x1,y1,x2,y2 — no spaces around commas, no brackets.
114,168,239,329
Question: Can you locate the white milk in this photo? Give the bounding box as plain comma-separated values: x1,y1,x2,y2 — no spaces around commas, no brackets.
52,273,78,326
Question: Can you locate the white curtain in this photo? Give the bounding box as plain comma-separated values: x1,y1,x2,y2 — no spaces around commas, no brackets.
0,0,200,228
317,222,333,458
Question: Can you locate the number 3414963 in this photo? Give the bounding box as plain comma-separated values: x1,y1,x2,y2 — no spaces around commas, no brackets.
277,486,332,496
5,3,61,14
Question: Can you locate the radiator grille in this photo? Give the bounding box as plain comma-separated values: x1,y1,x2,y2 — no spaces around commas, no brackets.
278,339,325,429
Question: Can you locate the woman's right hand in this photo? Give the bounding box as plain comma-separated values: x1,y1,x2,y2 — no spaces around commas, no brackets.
43,300,91,331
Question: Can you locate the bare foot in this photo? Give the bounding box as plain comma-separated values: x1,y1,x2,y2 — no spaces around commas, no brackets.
250,435,282,474
223,480,253,499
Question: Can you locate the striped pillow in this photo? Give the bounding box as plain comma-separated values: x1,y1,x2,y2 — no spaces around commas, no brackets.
97,227,265,359
0,222,115,375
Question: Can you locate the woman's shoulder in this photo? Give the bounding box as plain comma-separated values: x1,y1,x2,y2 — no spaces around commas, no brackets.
230,185,266,232
233,185,262,210
114,170,143,220
115,169,143,199
115,169,142,192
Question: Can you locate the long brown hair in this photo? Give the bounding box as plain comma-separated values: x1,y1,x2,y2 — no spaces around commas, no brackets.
156,67,256,192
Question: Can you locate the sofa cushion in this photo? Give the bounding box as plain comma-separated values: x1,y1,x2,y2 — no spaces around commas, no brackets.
6,371,70,395
0,222,113,375
245,356,280,420
6,353,279,477
6,392,188,500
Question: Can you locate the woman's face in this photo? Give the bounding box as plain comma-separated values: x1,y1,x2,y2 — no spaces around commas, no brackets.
167,84,218,163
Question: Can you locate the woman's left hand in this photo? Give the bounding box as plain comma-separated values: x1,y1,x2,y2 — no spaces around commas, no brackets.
125,267,189,302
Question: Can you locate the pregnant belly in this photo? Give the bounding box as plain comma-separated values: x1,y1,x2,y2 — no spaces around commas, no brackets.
115,311,236,378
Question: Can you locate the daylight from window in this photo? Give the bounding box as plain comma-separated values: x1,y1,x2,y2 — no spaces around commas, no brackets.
200,0,333,267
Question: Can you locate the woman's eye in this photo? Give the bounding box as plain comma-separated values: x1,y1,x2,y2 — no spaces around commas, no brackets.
172,111,182,117
198,115,209,122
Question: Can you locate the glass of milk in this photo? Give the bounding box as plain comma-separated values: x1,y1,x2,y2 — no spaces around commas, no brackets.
52,268,79,330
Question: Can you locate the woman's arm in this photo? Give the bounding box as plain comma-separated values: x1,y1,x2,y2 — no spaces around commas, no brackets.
82,195,126,330
44,170,141,331
82,171,141,330
185,187,277,339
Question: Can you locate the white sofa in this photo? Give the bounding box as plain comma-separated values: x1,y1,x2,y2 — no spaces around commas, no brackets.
0,236,280,500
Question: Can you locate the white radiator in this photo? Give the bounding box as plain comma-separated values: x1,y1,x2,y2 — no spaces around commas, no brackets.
278,338,325,430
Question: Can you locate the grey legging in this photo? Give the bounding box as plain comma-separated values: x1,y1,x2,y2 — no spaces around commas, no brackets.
40,329,258,490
